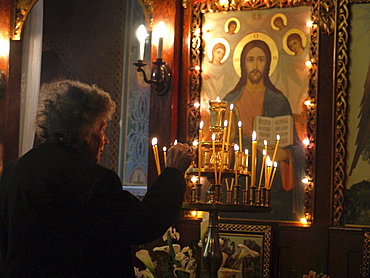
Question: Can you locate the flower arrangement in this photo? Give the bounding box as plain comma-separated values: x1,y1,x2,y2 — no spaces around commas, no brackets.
135,227,197,278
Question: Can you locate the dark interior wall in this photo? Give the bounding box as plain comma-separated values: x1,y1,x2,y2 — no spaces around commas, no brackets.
41,0,125,168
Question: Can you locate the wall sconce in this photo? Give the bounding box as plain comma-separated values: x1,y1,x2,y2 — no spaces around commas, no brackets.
133,22,171,96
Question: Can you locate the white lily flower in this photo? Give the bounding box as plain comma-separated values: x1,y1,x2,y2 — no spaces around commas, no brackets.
135,249,155,274
153,243,181,254
237,243,260,258
162,226,180,241
134,267,155,278
218,267,241,278
231,244,260,269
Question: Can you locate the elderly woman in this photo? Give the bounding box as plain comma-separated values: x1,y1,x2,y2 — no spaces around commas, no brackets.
0,80,195,277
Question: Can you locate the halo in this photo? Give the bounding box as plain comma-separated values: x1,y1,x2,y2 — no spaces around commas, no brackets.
224,17,241,34
207,38,231,64
282,28,307,56
271,13,288,30
233,32,278,77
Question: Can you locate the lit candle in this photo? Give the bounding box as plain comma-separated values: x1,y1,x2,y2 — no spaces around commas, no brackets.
234,144,239,170
251,131,257,187
226,104,234,148
174,139,178,145
136,25,148,61
212,133,218,184
198,121,204,179
244,149,249,170
234,144,239,184
156,21,166,59
258,149,266,190
163,146,167,164
264,139,268,158
268,161,278,189
218,120,228,179
151,137,161,175
266,156,272,189
238,121,243,152
271,134,280,163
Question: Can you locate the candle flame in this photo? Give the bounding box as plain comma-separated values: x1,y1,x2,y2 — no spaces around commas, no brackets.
211,133,216,141
199,121,204,130
266,155,272,166
194,102,200,109
224,120,228,127
264,140,267,146
191,176,198,183
234,144,239,151
302,138,310,146
245,149,248,155
136,24,148,41
193,140,199,147
174,139,178,145
230,104,234,111
274,161,277,167
262,149,266,156
252,131,257,141
238,121,242,128
276,134,280,141
163,146,167,152
152,137,158,146
216,96,220,101
157,21,167,38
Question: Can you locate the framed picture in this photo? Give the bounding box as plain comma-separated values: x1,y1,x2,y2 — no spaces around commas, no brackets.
218,221,272,278
187,0,318,222
333,0,370,226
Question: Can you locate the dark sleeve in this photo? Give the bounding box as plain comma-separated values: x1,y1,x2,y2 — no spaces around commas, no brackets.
87,167,186,245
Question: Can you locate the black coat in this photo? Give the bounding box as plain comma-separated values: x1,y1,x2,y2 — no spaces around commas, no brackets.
0,142,186,277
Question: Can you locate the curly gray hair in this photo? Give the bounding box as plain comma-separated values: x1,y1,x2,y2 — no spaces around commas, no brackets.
36,80,116,147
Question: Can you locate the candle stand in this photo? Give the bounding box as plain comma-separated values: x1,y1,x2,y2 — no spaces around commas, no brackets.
182,98,276,277
184,169,271,277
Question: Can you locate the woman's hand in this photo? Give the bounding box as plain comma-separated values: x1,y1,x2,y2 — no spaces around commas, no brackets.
165,143,196,174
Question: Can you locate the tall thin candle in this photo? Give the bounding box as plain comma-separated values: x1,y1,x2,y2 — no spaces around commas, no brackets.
219,120,228,180
265,156,272,189
268,161,278,189
234,144,239,184
245,149,249,170
163,146,167,164
151,137,161,175
226,104,234,148
198,121,204,179
272,134,280,163
258,149,266,190
251,131,257,187
212,134,218,184
238,121,243,152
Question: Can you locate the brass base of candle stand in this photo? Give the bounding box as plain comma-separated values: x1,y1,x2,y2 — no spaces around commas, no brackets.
187,167,250,177
182,202,271,213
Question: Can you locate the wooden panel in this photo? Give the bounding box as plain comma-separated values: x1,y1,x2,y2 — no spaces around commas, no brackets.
277,225,311,277
328,228,364,278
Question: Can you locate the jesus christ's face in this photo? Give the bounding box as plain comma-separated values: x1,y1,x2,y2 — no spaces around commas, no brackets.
245,47,266,85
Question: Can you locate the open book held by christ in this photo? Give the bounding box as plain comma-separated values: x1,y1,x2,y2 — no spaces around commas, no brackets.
253,115,294,148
